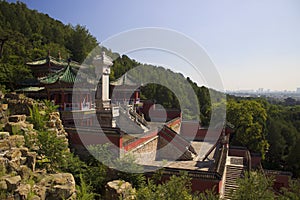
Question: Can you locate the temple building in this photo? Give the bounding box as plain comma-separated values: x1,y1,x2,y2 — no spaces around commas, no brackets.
39,63,96,126
22,52,290,199
26,52,80,78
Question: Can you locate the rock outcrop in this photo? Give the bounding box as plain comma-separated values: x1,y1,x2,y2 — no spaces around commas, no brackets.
105,180,136,200
0,96,76,200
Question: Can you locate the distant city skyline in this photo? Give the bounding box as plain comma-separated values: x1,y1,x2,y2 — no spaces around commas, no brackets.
9,0,300,91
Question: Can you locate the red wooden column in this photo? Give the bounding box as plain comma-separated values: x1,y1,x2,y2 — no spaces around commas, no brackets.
61,91,65,110
79,92,82,110
134,90,139,103
53,93,57,103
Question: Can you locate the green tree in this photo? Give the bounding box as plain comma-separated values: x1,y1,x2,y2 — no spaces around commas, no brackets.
286,137,300,177
231,171,275,200
136,173,219,200
227,100,269,159
66,25,97,63
28,103,46,130
279,179,300,200
36,130,69,172
76,174,97,200
137,174,194,200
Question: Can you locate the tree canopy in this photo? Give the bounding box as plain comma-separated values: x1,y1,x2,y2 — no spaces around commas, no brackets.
0,1,97,90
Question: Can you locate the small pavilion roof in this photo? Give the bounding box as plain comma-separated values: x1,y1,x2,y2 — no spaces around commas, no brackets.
26,56,81,68
110,73,139,86
15,87,45,92
40,65,80,84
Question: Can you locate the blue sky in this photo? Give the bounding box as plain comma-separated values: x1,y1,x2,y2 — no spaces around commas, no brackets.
9,0,300,91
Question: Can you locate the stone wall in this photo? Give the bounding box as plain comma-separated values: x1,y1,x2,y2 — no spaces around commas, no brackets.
131,136,159,164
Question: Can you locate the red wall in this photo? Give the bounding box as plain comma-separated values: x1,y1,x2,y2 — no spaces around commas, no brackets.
251,156,262,168
67,131,122,148
228,148,247,157
265,171,292,191
229,148,262,168
273,175,290,190
190,178,220,193
123,130,158,151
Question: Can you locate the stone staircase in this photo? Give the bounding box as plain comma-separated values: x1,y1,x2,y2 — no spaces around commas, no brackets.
116,105,145,134
223,157,244,200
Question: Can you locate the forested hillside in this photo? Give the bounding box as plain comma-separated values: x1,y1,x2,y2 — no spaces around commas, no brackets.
0,1,214,122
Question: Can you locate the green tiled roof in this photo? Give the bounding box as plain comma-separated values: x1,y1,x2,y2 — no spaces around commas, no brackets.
40,65,79,84
15,87,45,92
26,58,48,66
26,56,81,68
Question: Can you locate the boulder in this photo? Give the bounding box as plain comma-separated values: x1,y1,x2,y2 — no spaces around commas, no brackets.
49,112,60,121
47,184,75,200
19,165,32,179
105,180,135,200
0,157,8,172
20,157,27,165
5,175,21,191
6,194,15,200
7,159,21,172
21,123,34,132
43,173,76,200
0,180,7,190
8,135,25,148
32,185,46,200
46,121,56,128
19,147,29,157
4,148,22,160
0,140,10,151
4,122,22,135
8,115,26,123
5,95,37,115
4,121,32,135
26,151,36,171
29,195,41,200
31,195,41,200
15,184,31,200
0,131,10,139
1,103,8,110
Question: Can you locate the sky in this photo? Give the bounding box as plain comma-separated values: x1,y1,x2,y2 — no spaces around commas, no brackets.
9,0,300,91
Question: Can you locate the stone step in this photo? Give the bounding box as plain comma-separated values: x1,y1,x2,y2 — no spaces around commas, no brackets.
223,164,245,200
226,177,242,180
226,174,242,177
225,184,238,188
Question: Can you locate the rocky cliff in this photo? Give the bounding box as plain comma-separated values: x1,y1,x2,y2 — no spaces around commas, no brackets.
0,94,76,200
